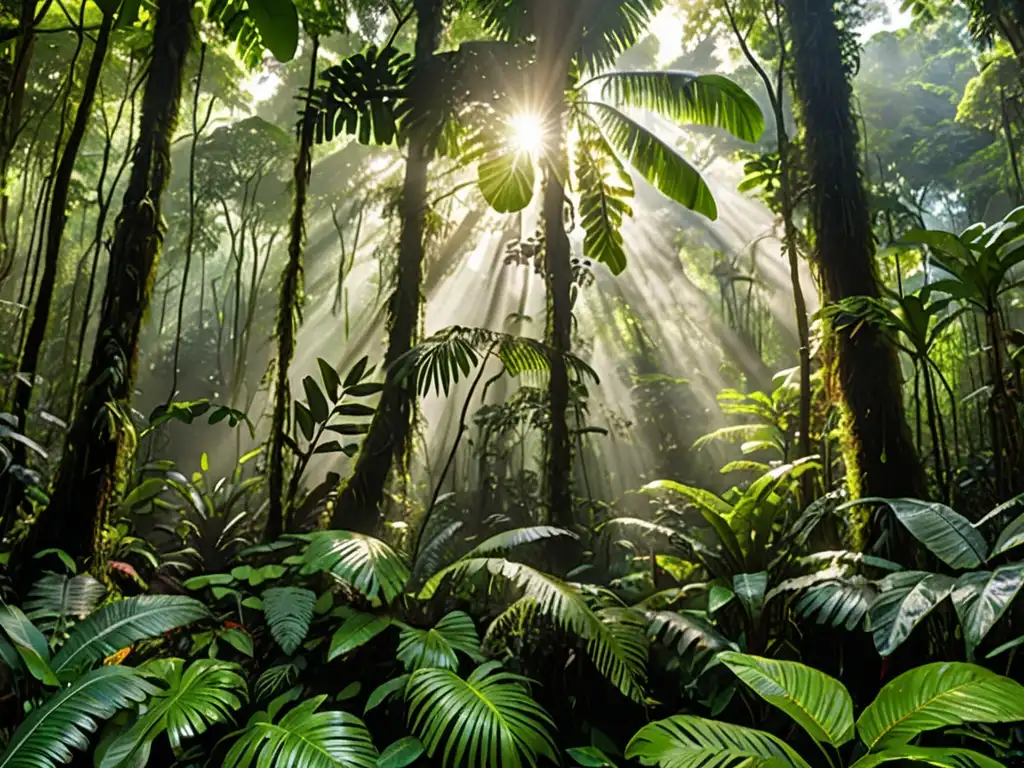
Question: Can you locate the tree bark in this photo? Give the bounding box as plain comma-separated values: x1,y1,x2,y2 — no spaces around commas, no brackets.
267,35,320,542
783,0,926,499
18,0,193,571
331,0,442,534
12,15,113,431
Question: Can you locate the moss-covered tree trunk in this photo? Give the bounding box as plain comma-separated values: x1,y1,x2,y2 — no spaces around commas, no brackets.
19,0,192,569
267,34,320,542
331,0,442,534
783,0,926,499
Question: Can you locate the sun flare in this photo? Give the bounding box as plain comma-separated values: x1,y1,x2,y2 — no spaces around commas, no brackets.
507,112,547,155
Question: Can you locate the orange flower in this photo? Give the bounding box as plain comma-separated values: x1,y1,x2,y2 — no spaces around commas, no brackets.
104,647,131,666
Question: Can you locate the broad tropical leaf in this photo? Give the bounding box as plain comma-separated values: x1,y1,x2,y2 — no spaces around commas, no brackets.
406,662,557,768
719,653,855,747
478,150,535,213
597,72,764,143
246,0,299,62
365,675,409,714
991,508,1024,558
794,577,876,630
464,526,577,559
0,666,155,768
625,715,812,768
262,587,316,655
590,103,717,220
328,611,400,661
397,611,483,671
868,572,955,657
575,122,634,274
97,659,246,767
300,531,409,603
0,603,58,686
52,596,210,678
849,745,1005,768
645,610,734,660
863,498,987,569
857,662,1024,749
420,558,646,701
223,695,378,768
378,736,426,768
732,573,767,622
951,565,1024,657
24,573,106,634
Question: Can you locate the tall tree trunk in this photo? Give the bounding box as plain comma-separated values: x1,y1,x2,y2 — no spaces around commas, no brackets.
267,34,320,542
18,0,192,572
12,15,113,430
331,0,442,534
783,0,926,499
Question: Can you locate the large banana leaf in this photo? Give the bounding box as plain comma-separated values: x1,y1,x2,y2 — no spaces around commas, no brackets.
397,611,483,671
419,558,646,701
406,662,557,768
719,653,854,747
300,531,410,603
868,572,955,657
849,746,1005,768
951,565,1024,657
625,715,812,768
262,587,316,655
589,103,717,220
597,72,764,143
463,526,576,559
52,596,210,678
861,498,987,568
990,507,1024,558
0,666,155,768
97,658,246,767
857,662,1024,749
223,695,378,768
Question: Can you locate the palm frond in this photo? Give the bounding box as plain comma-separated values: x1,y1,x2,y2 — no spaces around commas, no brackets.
464,526,577,559
328,611,401,661
626,715,812,768
24,574,106,635
420,558,646,701
52,596,210,679
300,531,410,603
589,102,717,220
575,120,635,275
597,71,764,142
262,587,316,655
96,659,246,766
223,696,378,768
406,662,557,768
0,667,155,768
397,611,484,671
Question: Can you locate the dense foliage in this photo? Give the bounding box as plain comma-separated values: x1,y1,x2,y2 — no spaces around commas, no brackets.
1,0,1024,766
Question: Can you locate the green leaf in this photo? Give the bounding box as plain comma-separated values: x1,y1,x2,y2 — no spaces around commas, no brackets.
52,596,210,677
223,695,378,768
867,499,988,568
303,376,330,424
262,587,316,655
406,663,557,768
850,745,1005,768
317,358,342,402
478,150,535,213
568,746,617,767
991,508,1024,558
220,628,254,657
294,401,314,441
24,573,107,634
246,0,299,62
377,736,425,768
869,572,954,657
598,71,764,143
365,675,409,714
625,715,811,768
590,103,717,220
301,531,410,603
97,659,245,767
575,123,634,275
951,565,1024,657
344,356,369,388
719,652,855,747
857,662,1024,748
328,612,399,660
732,573,767,623
0,603,58,686
397,611,483,672
0,666,155,768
